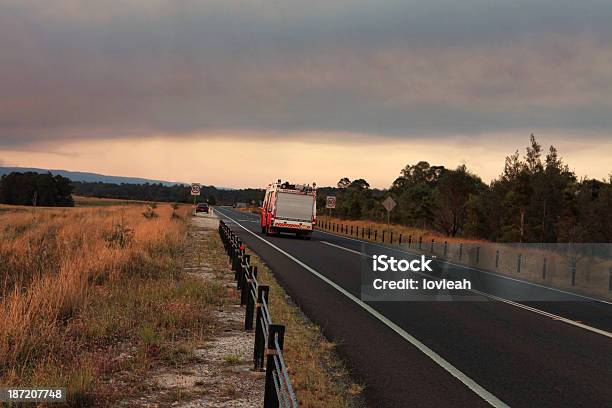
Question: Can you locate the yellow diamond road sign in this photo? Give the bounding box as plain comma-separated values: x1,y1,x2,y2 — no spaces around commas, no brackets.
382,196,396,212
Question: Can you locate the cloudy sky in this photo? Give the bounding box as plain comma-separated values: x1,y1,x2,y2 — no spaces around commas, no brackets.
1,0,611,187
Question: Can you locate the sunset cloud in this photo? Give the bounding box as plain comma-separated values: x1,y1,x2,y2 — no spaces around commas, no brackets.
1,1,611,185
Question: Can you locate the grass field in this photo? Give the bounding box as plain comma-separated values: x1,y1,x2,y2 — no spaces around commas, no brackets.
73,195,163,207
0,202,225,405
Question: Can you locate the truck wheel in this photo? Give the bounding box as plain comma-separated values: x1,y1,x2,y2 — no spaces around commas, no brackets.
261,226,266,234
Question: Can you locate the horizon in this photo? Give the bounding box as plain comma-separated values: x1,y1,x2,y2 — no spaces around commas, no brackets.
2,134,610,190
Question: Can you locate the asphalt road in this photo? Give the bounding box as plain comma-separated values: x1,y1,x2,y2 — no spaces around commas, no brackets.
215,207,612,408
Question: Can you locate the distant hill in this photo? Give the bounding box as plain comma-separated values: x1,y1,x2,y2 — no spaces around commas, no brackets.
0,167,186,186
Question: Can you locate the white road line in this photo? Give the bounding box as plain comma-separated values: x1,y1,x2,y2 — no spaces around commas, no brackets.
322,239,612,340
316,228,612,307
322,241,367,256
215,209,509,408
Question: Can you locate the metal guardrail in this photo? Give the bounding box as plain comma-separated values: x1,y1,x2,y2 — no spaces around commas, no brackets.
218,220,299,408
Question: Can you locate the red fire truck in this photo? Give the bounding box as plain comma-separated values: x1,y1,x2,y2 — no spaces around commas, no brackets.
260,180,317,239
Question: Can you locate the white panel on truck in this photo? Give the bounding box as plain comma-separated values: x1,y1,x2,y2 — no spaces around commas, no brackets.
275,192,313,222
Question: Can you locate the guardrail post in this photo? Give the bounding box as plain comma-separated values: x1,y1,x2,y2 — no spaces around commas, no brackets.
231,244,238,272
374,230,378,241
390,232,393,244
245,266,256,330
476,246,480,263
495,250,499,268
408,235,412,247
418,236,422,250
571,256,576,286
240,255,250,305
234,246,244,281
444,241,448,257
351,225,353,235
368,229,371,239
517,254,522,273
399,234,402,245
430,239,435,252
542,257,547,279
254,285,269,371
264,324,285,408
382,231,385,243
459,243,463,260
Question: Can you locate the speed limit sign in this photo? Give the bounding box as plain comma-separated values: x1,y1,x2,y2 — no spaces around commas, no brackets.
326,196,336,209
191,183,201,196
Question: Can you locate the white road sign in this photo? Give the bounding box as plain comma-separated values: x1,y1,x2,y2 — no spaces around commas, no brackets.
326,196,336,209
191,183,201,196
382,196,396,212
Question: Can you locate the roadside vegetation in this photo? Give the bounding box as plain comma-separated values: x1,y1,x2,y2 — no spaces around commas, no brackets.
318,135,611,243
0,202,227,405
317,215,481,247
72,181,261,206
247,252,365,408
73,195,156,207
0,199,362,406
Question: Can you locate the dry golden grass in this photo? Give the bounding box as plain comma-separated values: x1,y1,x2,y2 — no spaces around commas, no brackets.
73,195,156,207
0,203,226,405
317,215,482,246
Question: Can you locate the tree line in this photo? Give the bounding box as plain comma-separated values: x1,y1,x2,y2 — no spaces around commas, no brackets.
71,181,264,206
323,136,611,243
0,172,74,207
0,175,265,207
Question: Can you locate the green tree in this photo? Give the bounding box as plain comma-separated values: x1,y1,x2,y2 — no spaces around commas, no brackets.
0,172,74,207
390,161,442,228
434,165,484,236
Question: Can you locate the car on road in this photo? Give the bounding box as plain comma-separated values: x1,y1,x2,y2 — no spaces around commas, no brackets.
195,203,209,213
